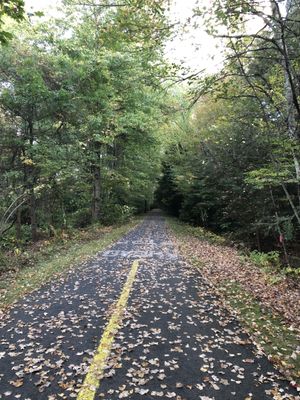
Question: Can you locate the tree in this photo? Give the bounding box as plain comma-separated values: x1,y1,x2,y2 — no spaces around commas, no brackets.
0,0,25,44
0,0,173,244
167,0,300,252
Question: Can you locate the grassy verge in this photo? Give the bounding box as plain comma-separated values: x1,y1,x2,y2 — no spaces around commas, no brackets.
219,281,300,382
167,218,226,245
0,217,141,311
167,217,300,385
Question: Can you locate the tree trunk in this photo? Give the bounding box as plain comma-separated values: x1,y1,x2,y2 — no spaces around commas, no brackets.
270,0,300,206
91,142,102,222
92,164,101,221
281,182,300,227
25,118,38,241
270,188,290,266
255,227,261,252
269,0,299,134
29,186,37,241
16,207,21,241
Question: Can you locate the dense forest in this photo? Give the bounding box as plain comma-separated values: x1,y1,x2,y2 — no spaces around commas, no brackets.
0,0,173,254
156,0,300,267
1,0,300,270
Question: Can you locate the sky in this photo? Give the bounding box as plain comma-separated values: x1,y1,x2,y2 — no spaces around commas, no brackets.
167,0,225,74
24,0,223,74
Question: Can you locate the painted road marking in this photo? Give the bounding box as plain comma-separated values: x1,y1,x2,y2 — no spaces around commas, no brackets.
101,250,178,260
77,260,139,400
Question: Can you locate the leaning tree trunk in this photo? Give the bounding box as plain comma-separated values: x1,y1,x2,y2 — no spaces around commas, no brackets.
26,119,38,241
271,0,300,207
270,0,300,135
0,193,27,238
29,186,38,241
281,0,300,206
16,207,21,241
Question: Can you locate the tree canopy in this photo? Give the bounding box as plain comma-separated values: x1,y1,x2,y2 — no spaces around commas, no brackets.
0,0,25,44
1,0,300,268
156,0,300,262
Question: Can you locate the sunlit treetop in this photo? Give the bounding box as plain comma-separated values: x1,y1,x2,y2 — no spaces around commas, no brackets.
0,0,25,44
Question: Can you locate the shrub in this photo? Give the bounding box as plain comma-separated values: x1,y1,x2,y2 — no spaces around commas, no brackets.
71,208,92,228
283,266,300,277
248,250,280,269
101,204,136,225
185,225,226,245
0,251,8,273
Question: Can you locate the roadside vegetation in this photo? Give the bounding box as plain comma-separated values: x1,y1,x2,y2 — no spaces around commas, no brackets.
155,0,300,278
0,217,140,310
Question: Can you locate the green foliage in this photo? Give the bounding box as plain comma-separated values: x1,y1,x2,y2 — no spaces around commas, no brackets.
2,0,300,282
157,97,277,239
0,251,8,273
247,250,281,270
0,0,25,44
0,0,173,254
184,224,226,245
70,209,93,229
155,163,183,216
241,250,300,280
155,0,300,270
283,266,300,277
101,204,136,226
157,76,300,262
166,217,226,245
282,220,294,242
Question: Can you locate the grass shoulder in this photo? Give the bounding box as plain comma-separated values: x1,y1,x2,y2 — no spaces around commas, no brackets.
167,217,226,245
0,217,141,311
167,216,300,386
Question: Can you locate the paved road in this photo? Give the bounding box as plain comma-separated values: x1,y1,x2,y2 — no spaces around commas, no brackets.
0,212,298,399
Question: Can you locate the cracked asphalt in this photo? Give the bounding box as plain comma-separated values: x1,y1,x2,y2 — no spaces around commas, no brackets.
0,211,298,399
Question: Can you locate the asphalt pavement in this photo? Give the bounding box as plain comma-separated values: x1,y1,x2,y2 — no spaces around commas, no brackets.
0,211,298,399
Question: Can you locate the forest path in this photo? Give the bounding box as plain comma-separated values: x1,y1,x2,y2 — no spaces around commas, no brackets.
0,211,298,400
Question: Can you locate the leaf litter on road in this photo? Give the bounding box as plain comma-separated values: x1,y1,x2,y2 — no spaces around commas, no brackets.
0,212,299,399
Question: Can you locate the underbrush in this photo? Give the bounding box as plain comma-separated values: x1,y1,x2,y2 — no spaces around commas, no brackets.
247,250,281,268
0,224,106,274
167,218,226,245
169,217,300,281
242,250,300,280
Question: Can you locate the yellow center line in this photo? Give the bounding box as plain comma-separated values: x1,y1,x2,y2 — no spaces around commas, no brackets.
77,260,139,400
